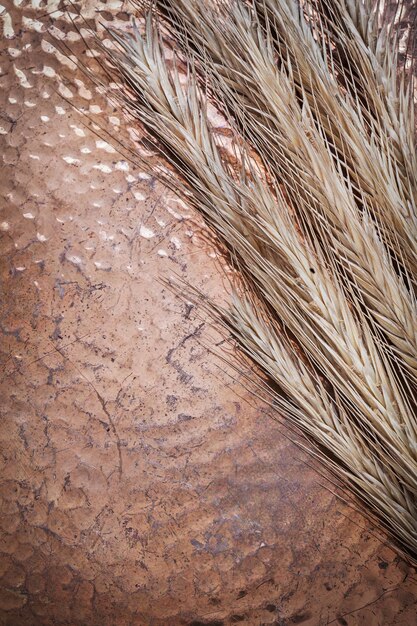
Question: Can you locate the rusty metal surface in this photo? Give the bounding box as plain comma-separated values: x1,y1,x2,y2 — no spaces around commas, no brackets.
1,2,417,625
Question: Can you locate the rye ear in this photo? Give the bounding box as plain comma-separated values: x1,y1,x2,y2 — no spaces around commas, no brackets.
91,2,417,563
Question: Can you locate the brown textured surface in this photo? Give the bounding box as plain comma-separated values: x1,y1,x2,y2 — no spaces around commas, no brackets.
1,2,417,625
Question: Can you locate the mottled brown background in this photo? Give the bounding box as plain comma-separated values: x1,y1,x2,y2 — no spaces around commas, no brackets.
1,1,417,625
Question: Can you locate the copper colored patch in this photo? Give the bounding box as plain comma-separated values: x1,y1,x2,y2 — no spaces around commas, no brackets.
1,2,417,625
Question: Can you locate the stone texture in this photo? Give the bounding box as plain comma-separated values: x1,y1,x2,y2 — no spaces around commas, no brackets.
1,2,417,625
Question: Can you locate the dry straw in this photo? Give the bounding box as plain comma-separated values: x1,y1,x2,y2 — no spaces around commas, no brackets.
90,1,417,561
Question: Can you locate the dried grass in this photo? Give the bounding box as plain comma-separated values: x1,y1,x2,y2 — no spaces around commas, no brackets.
87,1,417,562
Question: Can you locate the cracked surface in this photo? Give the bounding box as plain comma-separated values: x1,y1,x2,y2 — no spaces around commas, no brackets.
1,1,417,625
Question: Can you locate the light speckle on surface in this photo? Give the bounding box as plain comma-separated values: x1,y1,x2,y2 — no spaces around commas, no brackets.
133,191,146,201
94,261,112,270
63,156,80,165
157,249,168,257
93,163,112,173
42,65,55,77
170,236,182,250
8,47,21,57
23,213,35,219
40,115,49,122
58,83,73,99
74,78,92,100
0,221,10,231
14,66,32,88
71,126,86,137
0,5,14,38
139,224,155,239
96,139,116,153
36,233,47,242
41,39,56,54
22,16,44,32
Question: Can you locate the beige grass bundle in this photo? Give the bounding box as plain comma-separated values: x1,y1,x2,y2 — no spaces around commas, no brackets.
86,1,417,562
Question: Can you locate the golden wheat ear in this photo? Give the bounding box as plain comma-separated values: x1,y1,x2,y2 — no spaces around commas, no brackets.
151,0,417,284
143,0,417,391
85,4,417,562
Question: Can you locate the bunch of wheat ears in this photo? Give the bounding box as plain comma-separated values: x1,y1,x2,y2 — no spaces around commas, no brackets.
82,0,417,562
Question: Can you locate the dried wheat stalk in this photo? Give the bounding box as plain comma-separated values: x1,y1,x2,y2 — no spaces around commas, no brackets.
90,2,417,561
141,0,417,388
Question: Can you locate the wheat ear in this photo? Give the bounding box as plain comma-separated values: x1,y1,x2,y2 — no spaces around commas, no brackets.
97,14,417,558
